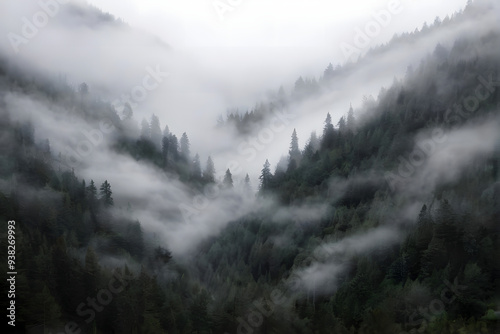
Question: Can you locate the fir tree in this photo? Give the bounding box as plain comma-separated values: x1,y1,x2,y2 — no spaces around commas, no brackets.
223,169,233,188
288,129,301,170
347,104,356,132
99,180,114,207
259,159,272,193
244,173,252,193
321,113,335,149
191,153,202,181
150,114,162,148
203,156,216,183
180,132,191,160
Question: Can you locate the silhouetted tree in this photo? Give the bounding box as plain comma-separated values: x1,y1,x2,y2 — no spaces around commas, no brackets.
180,132,190,161
259,159,273,193
244,173,252,193
150,114,162,148
203,156,216,183
321,113,335,149
347,104,356,132
223,169,233,188
191,153,202,181
288,129,301,170
99,180,114,207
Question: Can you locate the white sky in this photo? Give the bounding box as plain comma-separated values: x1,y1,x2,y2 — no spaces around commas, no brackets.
81,1,468,120
0,0,473,180
81,0,468,174
86,0,466,56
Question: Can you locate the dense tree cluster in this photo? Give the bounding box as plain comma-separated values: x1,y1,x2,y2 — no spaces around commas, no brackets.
0,59,225,333
0,1,499,333
197,12,500,333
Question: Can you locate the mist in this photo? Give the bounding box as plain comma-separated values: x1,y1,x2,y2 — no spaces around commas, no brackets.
0,0,482,183
1,2,500,332
1,0,498,256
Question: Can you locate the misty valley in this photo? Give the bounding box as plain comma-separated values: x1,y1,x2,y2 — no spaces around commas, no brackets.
0,0,499,333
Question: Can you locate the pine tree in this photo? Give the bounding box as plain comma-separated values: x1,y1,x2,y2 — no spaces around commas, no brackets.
337,116,346,134
163,125,170,137
303,131,319,161
99,180,114,207
150,114,162,148
86,179,98,209
244,173,252,193
191,153,202,181
259,159,272,193
347,104,356,132
180,132,190,160
168,134,179,162
223,169,233,188
288,129,301,170
294,76,306,97
86,180,97,199
321,113,335,149
323,63,334,81
203,156,216,183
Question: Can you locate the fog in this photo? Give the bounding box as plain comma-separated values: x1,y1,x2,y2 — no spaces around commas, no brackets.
292,118,500,294
294,226,401,293
0,0,498,263
0,0,476,183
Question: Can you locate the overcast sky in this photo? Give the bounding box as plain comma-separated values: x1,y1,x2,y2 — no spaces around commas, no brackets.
0,0,476,183
2,0,498,257
85,0,466,70
86,0,465,50
79,0,469,173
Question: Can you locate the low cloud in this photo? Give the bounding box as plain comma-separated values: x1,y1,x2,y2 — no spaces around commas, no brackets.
294,226,401,293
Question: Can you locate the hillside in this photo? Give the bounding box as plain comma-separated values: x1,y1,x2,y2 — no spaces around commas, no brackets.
0,0,499,333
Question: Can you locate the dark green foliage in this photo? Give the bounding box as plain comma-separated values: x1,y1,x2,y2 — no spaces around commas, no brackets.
0,1,499,333
259,159,273,194
99,180,114,207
